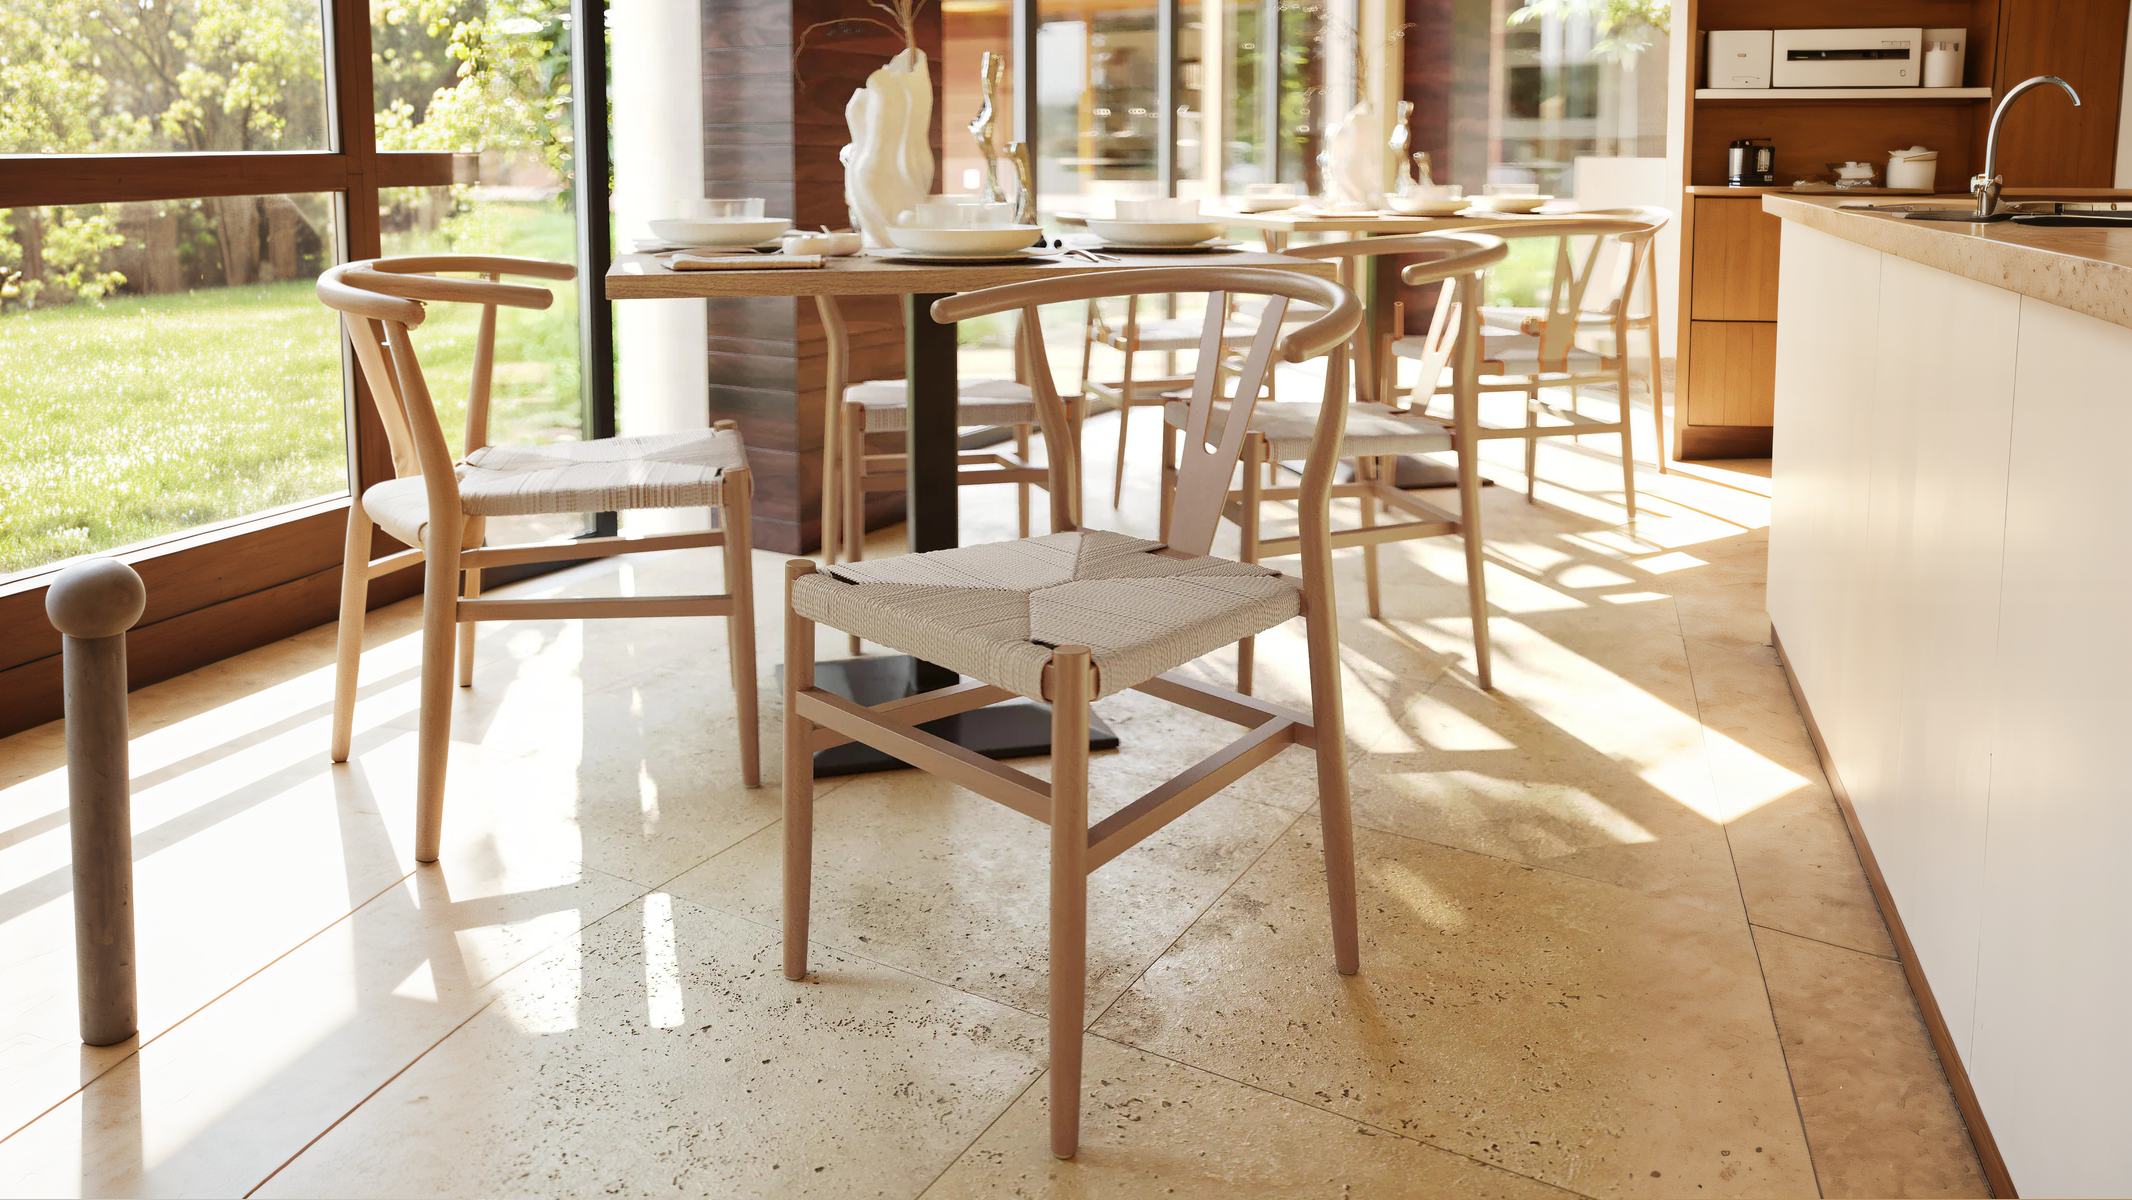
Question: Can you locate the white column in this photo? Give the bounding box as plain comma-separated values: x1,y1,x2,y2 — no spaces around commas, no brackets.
611,0,708,532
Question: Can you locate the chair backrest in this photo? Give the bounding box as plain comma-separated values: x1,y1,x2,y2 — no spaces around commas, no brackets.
1573,206,1671,324
316,255,573,539
1284,233,1519,408
933,267,1360,559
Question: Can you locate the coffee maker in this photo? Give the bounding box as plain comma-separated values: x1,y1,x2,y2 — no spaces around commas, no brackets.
1727,138,1776,186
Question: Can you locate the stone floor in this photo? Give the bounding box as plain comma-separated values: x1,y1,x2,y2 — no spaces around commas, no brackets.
0,385,1991,1198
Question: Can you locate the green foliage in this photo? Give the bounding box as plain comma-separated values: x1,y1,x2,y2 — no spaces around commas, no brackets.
1507,0,1670,64
371,0,573,175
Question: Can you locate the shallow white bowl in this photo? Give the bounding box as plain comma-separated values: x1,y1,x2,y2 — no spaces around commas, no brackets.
1468,194,1552,214
884,225,1042,254
781,231,863,256
1083,218,1227,247
1384,195,1470,216
650,217,791,246
1231,195,1303,214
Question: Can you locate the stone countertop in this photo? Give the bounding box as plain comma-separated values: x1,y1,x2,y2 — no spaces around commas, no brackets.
1763,193,2132,331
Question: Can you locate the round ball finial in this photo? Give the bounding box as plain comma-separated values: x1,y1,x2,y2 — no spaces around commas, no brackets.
46,558,147,639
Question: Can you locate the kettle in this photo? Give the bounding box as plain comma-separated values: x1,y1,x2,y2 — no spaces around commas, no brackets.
1728,138,1775,187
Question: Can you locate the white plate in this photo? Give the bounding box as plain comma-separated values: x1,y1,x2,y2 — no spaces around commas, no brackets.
1083,218,1228,247
884,225,1042,254
1384,196,1470,216
863,247,1057,265
1467,194,1553,214
1231,196,1303,214
1094,239,1243,254
650,217,792,246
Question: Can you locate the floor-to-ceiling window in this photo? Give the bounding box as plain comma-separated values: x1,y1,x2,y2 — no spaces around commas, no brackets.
0,0,602,733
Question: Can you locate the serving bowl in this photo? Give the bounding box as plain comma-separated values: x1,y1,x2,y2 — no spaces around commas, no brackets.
650,217,791,247
883,225,1043,254
1083,218,1227,247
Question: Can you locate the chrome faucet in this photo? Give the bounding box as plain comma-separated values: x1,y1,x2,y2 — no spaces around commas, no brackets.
1974,76,2081,217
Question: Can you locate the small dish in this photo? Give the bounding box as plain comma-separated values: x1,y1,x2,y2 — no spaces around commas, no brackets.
1231,195,1303,213
650,217,792,247
1467,194,1551,214
781,231,863,256
1384,195,1471,216
1083,218,1227,247
883,225,1043,254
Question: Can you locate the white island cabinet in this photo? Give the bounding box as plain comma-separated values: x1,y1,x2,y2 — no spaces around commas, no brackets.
1764,194,2132,1198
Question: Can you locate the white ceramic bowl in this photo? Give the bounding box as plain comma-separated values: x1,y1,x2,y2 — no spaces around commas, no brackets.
883,225,1042,254
1084,218,1227,247
1384,195,1471,216
781,231,863,256
1468,194,1552,214
1231,195,1302,214
650,217,791,247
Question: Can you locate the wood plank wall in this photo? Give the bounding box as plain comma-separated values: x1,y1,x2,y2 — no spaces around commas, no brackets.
700,0,944,553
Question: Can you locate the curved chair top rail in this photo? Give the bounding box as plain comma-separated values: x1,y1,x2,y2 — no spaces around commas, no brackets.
1574,205,1674,234
931,266,1360,363
1286,217,1658,264
316,256,572,326
1274,232,1511,284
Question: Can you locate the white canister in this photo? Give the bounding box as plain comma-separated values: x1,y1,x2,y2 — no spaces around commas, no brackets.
1887,146,1938,191
1924,41,1963,88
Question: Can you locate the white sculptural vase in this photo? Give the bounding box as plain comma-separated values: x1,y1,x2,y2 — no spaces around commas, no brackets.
1318,100,1381,210
842,47,936,247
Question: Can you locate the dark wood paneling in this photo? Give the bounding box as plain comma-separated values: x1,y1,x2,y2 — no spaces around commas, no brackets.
1403,0,1455,176
1991,0,2129,188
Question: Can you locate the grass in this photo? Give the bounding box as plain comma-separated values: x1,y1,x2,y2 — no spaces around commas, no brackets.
0,203,580,577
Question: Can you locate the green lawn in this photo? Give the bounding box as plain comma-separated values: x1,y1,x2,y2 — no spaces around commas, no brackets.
1,203,580,576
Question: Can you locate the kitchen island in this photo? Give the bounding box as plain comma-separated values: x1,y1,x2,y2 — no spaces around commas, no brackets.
1763,193,2132,1197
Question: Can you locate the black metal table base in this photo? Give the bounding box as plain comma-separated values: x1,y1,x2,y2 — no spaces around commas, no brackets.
798,655,1119,777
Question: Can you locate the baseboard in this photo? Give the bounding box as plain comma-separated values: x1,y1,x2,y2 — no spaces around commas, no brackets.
1770,626,2017,1198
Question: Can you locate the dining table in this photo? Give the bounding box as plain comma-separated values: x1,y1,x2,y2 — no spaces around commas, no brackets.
606,244,1338,774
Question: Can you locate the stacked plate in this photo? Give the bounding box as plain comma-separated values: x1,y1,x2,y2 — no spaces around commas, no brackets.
1083,218,1232,252
648,217,791,249
871,224,1050,263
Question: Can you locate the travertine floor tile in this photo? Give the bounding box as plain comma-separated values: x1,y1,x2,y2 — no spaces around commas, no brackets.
1753,925,1987,1198
1093,821,1818,1197
921,1035,1575,1199
669,767,1300,1025
0,862,643,1198
256,893,1048,1199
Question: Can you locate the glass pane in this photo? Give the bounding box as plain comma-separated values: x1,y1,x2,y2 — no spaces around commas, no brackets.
0,0,331,153
373,0,584,543
0,193,342,577
1034,0,1161,212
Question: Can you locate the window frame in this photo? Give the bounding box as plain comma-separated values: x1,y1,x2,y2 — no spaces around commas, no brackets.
0,0,614,736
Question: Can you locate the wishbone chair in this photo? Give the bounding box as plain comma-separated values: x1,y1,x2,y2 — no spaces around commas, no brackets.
781,265,1362,1160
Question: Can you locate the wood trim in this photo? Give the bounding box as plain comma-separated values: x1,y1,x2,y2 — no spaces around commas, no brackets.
375,152,478,188
1677,423,1773,459
1771,625,2017,1199
0,153,356,206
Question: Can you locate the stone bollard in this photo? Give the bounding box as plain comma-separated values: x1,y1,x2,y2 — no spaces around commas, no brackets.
45,558,147,1047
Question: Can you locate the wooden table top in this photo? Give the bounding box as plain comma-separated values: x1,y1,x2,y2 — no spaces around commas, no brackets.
604,247,1337,299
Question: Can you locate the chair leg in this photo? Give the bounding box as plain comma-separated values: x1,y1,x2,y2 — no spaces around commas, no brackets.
1015,423,1033,539
782,560,818,981
1111,387,1133,510
843,405,866,656
1524,389,1540,504
1358,457,1382,621
455,514,483,688
1456,442,1493,692
330,499,374,764
412,520,464,865
1617,360,1639,521
1236,432,1265,695
724,469,761,788
1300,564,1360,977
1047,645,1092,1160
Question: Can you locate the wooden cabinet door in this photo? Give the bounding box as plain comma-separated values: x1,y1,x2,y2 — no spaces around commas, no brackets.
1691,198,1782,322
1687,321,1778,425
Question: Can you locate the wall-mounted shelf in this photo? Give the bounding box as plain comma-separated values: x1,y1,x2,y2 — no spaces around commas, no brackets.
1694,87,1995,101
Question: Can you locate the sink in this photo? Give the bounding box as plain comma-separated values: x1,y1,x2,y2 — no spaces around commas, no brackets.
2009,214,2132,228
1901,210,2013,222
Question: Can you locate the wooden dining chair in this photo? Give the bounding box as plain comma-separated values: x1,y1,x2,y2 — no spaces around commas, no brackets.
1390,214,1664,518
1160,234,1509,694
782,266,1363,1160
318,255,760,864
815,295,1079,575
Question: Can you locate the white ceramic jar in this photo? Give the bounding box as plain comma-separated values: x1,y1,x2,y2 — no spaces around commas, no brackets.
1887,146,1939,191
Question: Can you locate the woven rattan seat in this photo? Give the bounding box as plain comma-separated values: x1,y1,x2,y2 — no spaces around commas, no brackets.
360,427,747,546
791,530,1298,702
843,378,1039,433
1162,398,1453,461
